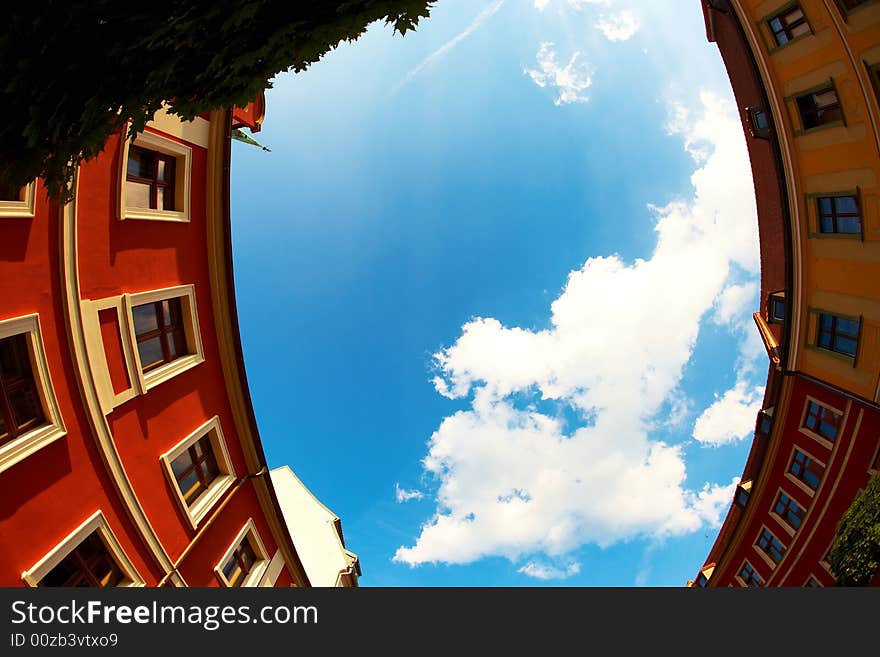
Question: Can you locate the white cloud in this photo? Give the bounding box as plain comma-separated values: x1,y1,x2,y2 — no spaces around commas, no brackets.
712,281,758,326
394,91,759,568
518,561,581,580
394,0,505,92
395,483,425,503
693,381,765,447
596,10,640,42
524,43,593,106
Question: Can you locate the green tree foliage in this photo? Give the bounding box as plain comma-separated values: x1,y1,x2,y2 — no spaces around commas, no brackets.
829,474,880,586
1,1,435,201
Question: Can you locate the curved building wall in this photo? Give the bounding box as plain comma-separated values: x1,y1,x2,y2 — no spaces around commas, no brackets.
697,0,880,587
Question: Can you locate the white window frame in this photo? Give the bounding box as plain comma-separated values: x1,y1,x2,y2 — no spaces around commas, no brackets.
0,182,36,218
118,129,192,223
160,416,236,530
0,314,66,474
123,285,205,393
21,510,144,587
214,519,270,588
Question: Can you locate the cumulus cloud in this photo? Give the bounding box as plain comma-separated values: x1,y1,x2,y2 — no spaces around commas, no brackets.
395,484,425,503
518,561,582,580
712,281,758,326
693,381,765,447
524,43,593,106
596,10,640,41
394,91,759,568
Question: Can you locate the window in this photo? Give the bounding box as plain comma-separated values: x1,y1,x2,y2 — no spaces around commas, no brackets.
21,511,144,587
0,334,45,445
125,146,176,211
132,297,188,373
695,564,715,588
124,285,204,392
789,449,825,490
803,400,842,442
748,107,772,139
774,491,806,530
118,130,191,222
768,292,785,324
0,181,36,218
757,528,787,564
38,532,126,587
0,315,65,474
215,519,269,588
739,561,763,587
796,86,843,131
768,5,811,46
735,480,752,508
816,312,860,358
836,0,873,13
757,409,774,438
805,575,822,587
160,416,235,529
817,195,862,235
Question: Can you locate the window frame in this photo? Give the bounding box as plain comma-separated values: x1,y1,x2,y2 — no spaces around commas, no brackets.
790,81,846,134
806,189,864,240
805,308,861,366
755,526,788,567
123,285,204,393
0,181,36,218
771,489,807,535
0,314,66,474
735,560,763,588
764,2,813,50
118,129,192,223
21,510,144,587
833,0,880,19
746,106,772,139
785,445,826,495
767,291,786,324
798,395,844,449
160,416,236,530
214,519,270,588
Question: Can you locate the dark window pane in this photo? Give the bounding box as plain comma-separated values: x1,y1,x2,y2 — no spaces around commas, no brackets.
132,304,159,336
8,385,42,427
137,337,164,371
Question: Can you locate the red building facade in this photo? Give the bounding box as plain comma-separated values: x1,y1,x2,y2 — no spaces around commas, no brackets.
0,102,311,587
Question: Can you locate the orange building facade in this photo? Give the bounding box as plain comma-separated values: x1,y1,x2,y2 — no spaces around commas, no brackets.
0,102,314,587
695,0,880,587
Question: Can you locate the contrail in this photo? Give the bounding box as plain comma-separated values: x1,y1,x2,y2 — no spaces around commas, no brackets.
392,0,506,94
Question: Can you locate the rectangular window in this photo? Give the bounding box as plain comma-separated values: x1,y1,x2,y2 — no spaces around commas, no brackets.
757,528,787,564
214,519,270,588
160,416,235,529
125,146,176,211
739,561,763,587
789,449,825,490
132,297,188,373
124,285,204,393
817,195,862,235
768,5,811,46
816,313,860,358
797,86,843,130
748,107,772,139
836,0,872,12
119,130,191,223
21,511,144,587
171,434,220,505
0,181,36,218
0,315,66,475
774,491,806,530
769,293,786,323
803,400,841,441
38,532,126,587
0,334,46,445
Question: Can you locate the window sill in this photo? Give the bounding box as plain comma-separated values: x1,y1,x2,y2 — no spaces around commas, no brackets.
0,184,36,218
121,208,190,223
142,353,205,392
187,475,236,530
0,424,66,475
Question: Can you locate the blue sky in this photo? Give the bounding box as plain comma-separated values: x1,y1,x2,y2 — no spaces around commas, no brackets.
229,0,766,586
